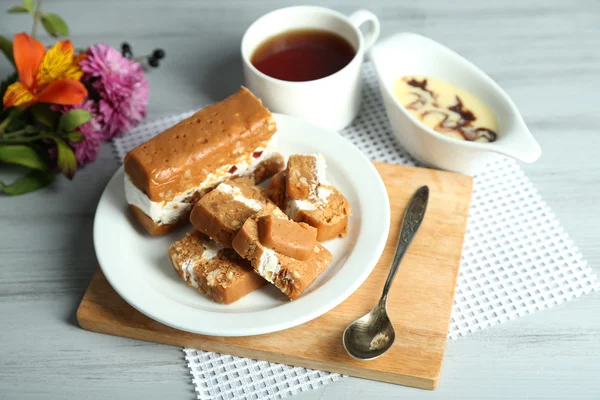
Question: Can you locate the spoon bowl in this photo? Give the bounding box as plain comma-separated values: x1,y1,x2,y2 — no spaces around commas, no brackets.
343,299,396,360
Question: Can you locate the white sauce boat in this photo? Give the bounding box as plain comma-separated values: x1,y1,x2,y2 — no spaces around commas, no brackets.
370,32,542,175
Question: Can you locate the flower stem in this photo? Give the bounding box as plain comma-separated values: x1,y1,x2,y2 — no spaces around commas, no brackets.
0,106,25,135
31,0,43,39
0,134,50,144
0,118,9,134
3,128,36,138
0,127,51,143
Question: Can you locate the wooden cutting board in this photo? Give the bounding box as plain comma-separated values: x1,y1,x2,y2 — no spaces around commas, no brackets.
77,162,472,390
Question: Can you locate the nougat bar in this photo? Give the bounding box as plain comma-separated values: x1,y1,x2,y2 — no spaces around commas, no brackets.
124,87,283,235
257,215,317,261
189,177,268,247
169,231,266,304
267,154,351,241
232,204,332,300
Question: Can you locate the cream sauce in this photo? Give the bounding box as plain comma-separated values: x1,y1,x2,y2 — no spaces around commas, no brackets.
394,75,498,142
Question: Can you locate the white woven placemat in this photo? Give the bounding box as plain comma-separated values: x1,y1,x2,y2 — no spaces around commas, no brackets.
113,63,599,400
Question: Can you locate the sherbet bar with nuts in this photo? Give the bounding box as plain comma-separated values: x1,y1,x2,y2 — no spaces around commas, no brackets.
169,231,266,304
124,86,282,235
232,203,332,300
267,154,351,241
189,177,268,247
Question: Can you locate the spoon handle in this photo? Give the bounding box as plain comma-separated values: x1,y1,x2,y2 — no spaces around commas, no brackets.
380,186,429,302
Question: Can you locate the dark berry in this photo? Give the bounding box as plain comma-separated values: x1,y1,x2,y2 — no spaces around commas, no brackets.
121,42,132,58
152,49,166,59
148,57,159,68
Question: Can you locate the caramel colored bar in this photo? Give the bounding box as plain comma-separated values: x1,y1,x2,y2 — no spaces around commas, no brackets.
258,215,317,261
294,187,351,241
286,155,320,200
190,178,268,247
125,87,276,202
267,169,351,242
232,204,332,300
135,155,284,236
266,169,287,208
169,231,266,304
128,204,179,236
250,153,285,184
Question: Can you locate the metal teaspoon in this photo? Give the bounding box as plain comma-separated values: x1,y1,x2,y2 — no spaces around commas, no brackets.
343,186,429,360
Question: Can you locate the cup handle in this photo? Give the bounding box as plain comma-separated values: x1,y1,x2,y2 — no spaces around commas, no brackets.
348,10,381,53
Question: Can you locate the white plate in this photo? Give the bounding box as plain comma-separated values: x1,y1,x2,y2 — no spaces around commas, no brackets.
94,113,390,336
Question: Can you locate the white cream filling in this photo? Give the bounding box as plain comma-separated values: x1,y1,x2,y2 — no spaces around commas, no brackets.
125,134,278,225
201,240,223,261
285,154,333,219
285,199,316,220
317,186,333,202
312,153,328,185
203,133,278,189
217,184,264,211
257,248,281,283
125,174,194,225
177,239,222,289
181,258,200,288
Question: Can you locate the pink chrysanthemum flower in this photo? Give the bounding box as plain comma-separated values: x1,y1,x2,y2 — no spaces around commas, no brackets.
59,100,104,166
80,43,148,139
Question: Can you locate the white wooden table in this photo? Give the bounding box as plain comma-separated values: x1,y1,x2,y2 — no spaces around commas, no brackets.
1,1,599,399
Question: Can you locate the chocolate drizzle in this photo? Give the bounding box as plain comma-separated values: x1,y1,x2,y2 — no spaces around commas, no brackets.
448,96,475,122
402,77,498,142
406,92,428,110
406,77,436,99
473,128,497,142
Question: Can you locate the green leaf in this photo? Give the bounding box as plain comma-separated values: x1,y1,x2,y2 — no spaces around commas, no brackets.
0,35,15,66
0,144,48,170
22,0,35,12
58,109,91,132
64,130,83,143
41,13,69,37
7,5,30,13
30,104,59,128
0,169,54,195
55,138,77,179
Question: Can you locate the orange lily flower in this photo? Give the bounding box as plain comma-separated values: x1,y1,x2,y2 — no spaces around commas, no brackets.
3,32,87,108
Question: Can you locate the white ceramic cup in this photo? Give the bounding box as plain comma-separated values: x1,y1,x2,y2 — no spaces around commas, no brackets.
241,6,380,131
